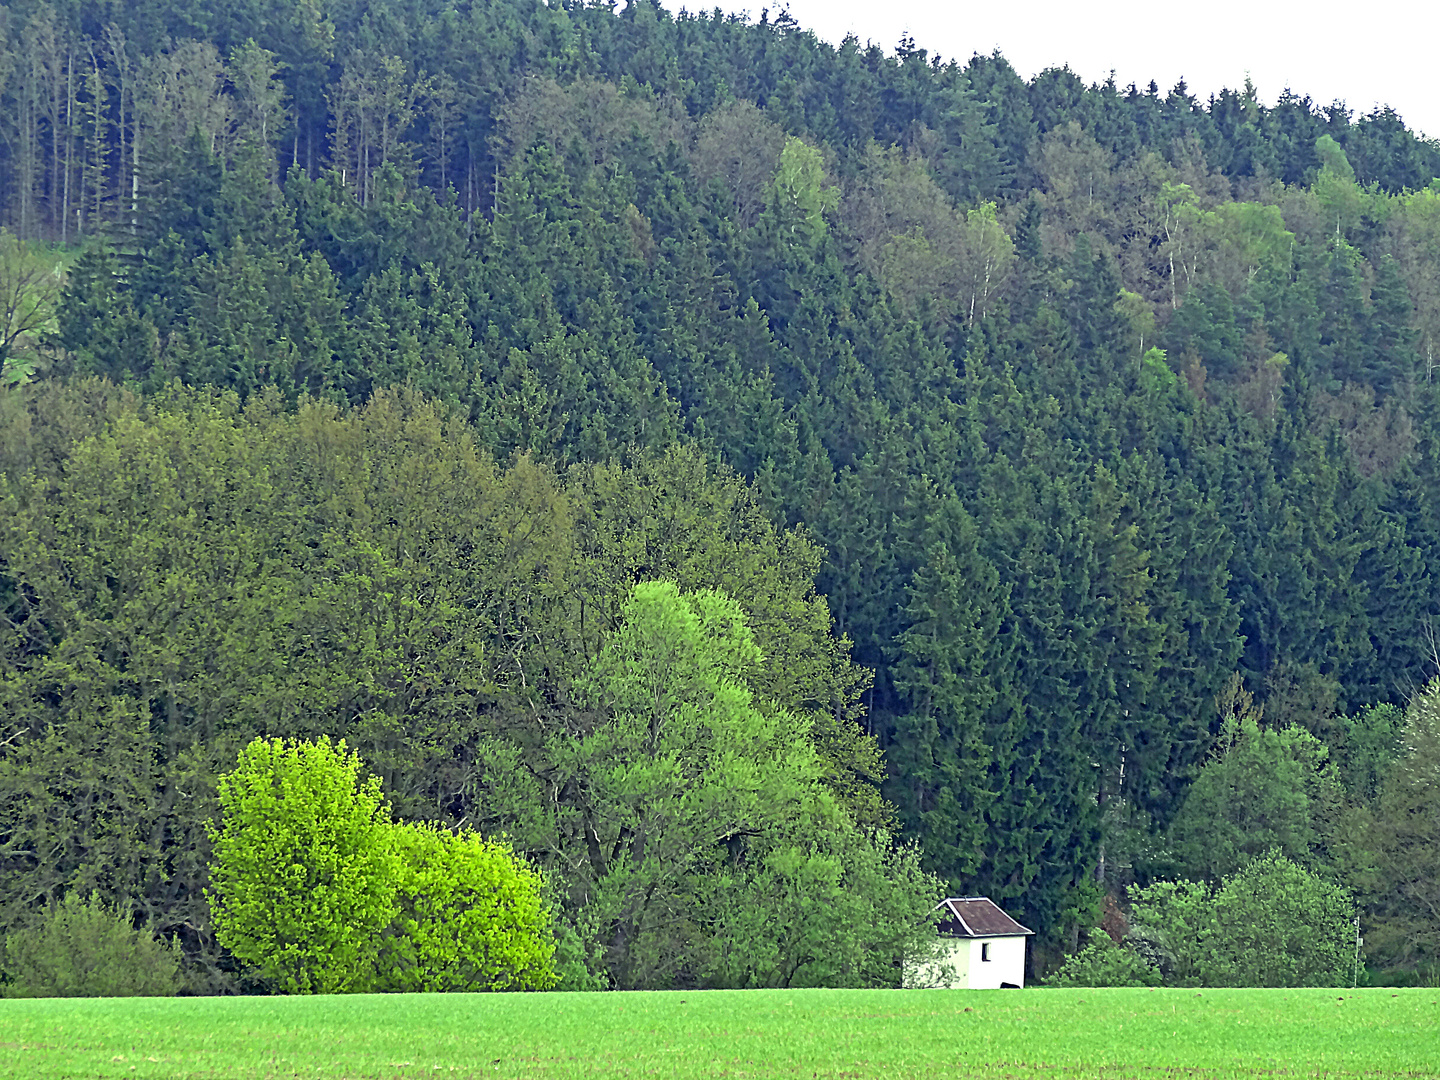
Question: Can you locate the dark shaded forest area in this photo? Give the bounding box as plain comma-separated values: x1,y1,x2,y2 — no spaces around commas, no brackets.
1,0,1439,988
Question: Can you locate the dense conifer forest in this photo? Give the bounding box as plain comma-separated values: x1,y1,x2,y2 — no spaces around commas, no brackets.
1,0,1439,990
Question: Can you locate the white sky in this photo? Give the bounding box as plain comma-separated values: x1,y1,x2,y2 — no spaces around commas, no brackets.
664,0,1440,142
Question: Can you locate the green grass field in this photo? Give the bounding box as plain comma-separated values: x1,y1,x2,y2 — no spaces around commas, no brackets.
2,987,1436,1079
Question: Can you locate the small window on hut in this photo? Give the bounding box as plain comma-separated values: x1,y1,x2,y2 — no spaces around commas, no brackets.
981,943,991,962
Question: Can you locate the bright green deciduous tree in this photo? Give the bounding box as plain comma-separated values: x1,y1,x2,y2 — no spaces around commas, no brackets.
1313,135,1366,238
379,822,556,992
207,736,398,994
210,735,560,994
0,229,67,385
766,138,837,247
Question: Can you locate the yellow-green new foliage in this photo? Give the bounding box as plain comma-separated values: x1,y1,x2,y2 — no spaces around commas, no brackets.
207,737,398,994
209,736,557,994
380,822,557,992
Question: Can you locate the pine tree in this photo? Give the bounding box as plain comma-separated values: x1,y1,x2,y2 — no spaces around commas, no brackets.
886,496,1007,888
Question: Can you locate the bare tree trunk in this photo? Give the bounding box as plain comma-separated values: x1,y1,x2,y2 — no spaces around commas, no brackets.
430,77,454,193
81,41,107,236
17,52,41,239
105,25,134,234
131,119,140,232
359,107,369,206
62,44,73,244
467,145,475,219
42,23,63,240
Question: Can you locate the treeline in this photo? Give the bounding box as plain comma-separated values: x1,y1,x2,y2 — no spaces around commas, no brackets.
1,0,1439,241
0,385,928,990
1,0,1439,982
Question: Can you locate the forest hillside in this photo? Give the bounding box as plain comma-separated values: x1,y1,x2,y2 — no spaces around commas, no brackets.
1,0,1438,988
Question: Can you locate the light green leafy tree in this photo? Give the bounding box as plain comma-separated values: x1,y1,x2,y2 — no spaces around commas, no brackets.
1114,289,1156,358
1388,182,1440,376
1206,201,1294,294
957,201,1016,325
767,138,837,247
210,736,560,994
0,229,66,386
1313,135,1369,239
207,736,398,994
1200,851,1354,987
1156,181,1211,310
1125,877,1211,985
546,580,938,989
1139,346,1178,394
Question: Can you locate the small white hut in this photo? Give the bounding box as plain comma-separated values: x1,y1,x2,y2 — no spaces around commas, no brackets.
906,897,1034,989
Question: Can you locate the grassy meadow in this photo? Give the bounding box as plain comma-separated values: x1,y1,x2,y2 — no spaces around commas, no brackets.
1,986,1436,1079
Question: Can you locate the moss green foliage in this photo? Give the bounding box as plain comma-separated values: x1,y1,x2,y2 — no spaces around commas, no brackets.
208,737,400,994
1130,852,1355,987
209,736,557,993
0,893,182,999
1353,681,1440,973
1047,937,1161,987
1166,679,1344,881
0,988,1436,1079
1333,703,1406,804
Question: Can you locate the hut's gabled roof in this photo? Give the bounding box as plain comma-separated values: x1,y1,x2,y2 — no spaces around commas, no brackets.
936,897,1034,938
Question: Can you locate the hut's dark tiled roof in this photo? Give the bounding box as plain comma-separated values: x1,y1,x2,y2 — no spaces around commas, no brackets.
936,897,1034,938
